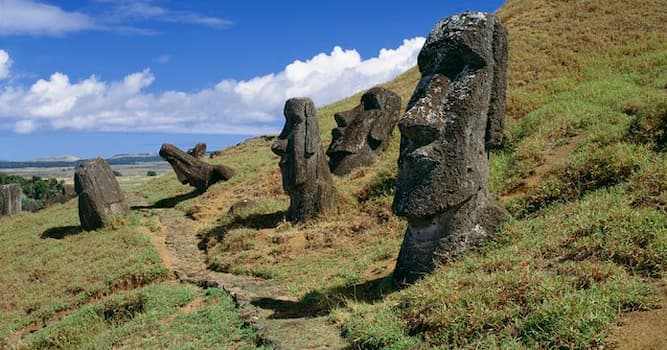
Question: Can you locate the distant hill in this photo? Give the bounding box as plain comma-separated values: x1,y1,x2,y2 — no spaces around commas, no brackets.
30,156,81,162
0,153,164,169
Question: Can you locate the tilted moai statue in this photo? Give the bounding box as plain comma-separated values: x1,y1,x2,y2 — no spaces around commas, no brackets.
326,87,402,176
75,158,129,230
392,12,510,284
0,184,22,216
160,144,235,191
272,98,336,222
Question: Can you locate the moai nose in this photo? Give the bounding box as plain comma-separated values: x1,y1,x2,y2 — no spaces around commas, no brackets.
271,139,288,156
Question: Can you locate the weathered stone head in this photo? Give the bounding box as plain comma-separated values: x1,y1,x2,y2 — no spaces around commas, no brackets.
272,97,336,222
392,12,509,284
160,143,235,191
75,158,128,230
326,87,402,176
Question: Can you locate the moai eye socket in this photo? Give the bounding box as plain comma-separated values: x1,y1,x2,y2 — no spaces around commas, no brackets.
289,113,304,124
361,93,381,110
399,122,440,148
334,112,351,127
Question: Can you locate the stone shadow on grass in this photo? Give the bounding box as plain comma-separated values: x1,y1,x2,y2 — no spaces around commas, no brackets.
251,275,398,319
197,210,286,251
132,189,204,210
41,225,84,239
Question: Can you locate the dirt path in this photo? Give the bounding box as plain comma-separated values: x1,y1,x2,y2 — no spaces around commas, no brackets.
146,206,348,350
610,279,667,349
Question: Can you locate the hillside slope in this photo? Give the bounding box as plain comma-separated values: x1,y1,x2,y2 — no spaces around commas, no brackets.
165,0,664,348
1,0,665,348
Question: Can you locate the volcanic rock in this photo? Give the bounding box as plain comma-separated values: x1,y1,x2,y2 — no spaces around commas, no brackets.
271,98,336,222
74,158,128,230
392,12,510,284
327,87,402,176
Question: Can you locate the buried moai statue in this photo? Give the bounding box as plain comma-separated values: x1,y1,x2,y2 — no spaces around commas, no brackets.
272,98,336,222
392,12,510,284
326,87,402,176
160,144,235,191
75,158,129,230
0,184,22,216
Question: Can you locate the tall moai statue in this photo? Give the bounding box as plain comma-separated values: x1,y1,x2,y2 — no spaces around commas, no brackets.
75,158,129,230
392,12,510,284
326,87,402,176
0,184,22,216
272,98,337,222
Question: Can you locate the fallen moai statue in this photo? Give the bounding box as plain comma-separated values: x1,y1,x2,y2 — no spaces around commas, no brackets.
160,143,235,191
187,143,207,159
75,158,129,230
272,97,337,222
0,184,22,216
392,12,510,284
327,87,402,176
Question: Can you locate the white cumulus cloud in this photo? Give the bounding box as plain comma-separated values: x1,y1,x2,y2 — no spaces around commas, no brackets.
0,37,425,135
0,50,11,78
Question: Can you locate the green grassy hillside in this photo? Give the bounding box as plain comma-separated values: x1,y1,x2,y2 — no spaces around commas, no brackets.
1,0,665,348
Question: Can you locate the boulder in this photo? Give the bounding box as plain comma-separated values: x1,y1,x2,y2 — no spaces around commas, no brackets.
187,143,207,159
209,151,223,159
271,98,336,222
326,87,402,176
392,12,509,284
44,184,77,206
160,144,235,191
74,158,128,230
0,184,22,216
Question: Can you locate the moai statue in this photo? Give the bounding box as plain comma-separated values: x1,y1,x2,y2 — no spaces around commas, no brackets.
187,143,207,159
0,184,22,216
160,144,235,191
271,98,337,222
326,87,402,176
75,158,129,230
392,12,510,284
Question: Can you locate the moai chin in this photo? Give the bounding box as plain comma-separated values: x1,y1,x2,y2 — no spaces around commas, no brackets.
326,87,402,176
392,12,510,284
271,97,336,222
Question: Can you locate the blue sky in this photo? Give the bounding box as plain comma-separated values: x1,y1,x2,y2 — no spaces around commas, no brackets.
0,0,504,161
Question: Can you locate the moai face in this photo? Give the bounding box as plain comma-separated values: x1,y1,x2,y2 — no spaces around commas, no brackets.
271,98,320,191
326,87,402,176
393,12,506,220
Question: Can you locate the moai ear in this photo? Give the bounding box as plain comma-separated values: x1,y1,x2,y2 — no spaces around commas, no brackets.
486,19,509,151
304,101,319,157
